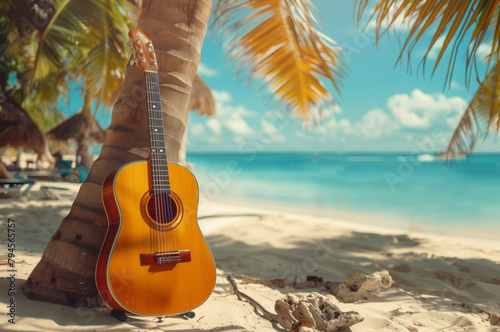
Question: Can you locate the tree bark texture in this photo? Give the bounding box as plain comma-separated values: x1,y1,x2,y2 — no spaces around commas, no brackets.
23,0,214,307
77,91,94,170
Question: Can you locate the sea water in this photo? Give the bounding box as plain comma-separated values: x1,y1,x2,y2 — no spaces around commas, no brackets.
188,153,500,236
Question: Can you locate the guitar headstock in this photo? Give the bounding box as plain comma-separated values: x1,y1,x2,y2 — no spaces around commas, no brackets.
128,28,158,72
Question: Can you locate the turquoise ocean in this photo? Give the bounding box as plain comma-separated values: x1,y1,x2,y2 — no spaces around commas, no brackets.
187,153,500,237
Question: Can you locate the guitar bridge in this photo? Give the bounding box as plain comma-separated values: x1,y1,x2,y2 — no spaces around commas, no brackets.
140,250,191,265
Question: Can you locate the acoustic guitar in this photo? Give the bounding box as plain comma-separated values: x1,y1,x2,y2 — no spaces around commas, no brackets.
95,28,216,317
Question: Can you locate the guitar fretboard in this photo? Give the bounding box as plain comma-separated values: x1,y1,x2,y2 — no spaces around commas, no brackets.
145,70,170,194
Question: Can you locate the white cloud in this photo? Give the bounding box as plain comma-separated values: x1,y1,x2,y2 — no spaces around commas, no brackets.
427,35,446,60
225,117,255,136
206,89,259,139
212,90,232,104
472,41,492,63
190,123,204,136
197,63,218,77
311,89,466,141
212,90,256,118
354,108,399,138
364,0,414,33
322,104,342,117
207,136,221,143
338,119,353,131
260,119,286,142
229,105,256,117
319,116,354,137
387,89,467,129
206,118,221,135
296,131,306,138
450,80,461,90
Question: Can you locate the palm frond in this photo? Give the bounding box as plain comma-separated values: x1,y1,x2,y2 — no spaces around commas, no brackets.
29,0,134,108
355,0,500,86
75,0,131,108
212,0,345,123
445,67,500,156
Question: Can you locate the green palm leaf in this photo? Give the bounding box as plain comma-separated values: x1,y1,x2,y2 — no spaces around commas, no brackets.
74,0,131,108
446,68,500,155
29,0,134,109
356,0,500,154
212,0,345,123
356,0,500,84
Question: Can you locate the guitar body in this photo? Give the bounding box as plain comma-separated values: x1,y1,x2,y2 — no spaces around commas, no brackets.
96,160,216,316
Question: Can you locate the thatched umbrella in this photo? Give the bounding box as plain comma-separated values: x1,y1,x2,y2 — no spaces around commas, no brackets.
179,74,216,166
46,111,106,170
188,73,215,116
46,111,105,144
0,92,45,154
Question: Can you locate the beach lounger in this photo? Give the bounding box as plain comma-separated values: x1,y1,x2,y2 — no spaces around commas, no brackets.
40,185,70,200
0,178,35,198
19,169,62,181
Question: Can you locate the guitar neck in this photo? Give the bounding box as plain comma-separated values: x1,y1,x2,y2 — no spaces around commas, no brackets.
144,70,170,194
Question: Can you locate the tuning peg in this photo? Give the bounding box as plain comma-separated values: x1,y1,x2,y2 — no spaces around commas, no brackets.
146,41,152,47
151,60,157,66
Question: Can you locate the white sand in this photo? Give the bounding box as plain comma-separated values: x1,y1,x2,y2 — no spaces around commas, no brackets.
1,183,499,331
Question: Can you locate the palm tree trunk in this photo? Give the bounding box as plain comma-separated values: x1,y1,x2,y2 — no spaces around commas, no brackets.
41,143,55,167
22,0,213,307
77,91,94,170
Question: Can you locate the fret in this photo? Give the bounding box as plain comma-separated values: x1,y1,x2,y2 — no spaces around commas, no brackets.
147,107,162,112
150,154,167,157
152,189,170,194
150,164,167,169
153,190,170,195
144,70,170,193
147,114,163,120
149,171,169,175
148,168,169,172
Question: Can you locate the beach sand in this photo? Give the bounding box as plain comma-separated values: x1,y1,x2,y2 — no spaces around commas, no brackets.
1,183,499,331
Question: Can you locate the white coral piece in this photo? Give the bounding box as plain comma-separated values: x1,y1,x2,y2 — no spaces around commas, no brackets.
274,293,364,331
328,270,393,303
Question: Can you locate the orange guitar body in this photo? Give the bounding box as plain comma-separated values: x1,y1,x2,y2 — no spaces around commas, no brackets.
96,160,216,316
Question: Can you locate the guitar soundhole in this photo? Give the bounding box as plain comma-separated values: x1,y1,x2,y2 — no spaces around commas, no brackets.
141,190,183,231
147,193,178,224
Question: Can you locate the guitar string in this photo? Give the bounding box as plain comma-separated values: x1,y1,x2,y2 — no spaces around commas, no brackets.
153,72,170,256
149,72,168,252
148,70,181,260
146,72,158,253
150,71,171,256
154,61,176,257
156,73,169,257
146,71,155,252
153,71,178,256
160,73,178,256
156,71,178,255
145,71,153,253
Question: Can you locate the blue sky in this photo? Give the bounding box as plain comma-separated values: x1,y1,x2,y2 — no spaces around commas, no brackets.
65,1,500,153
